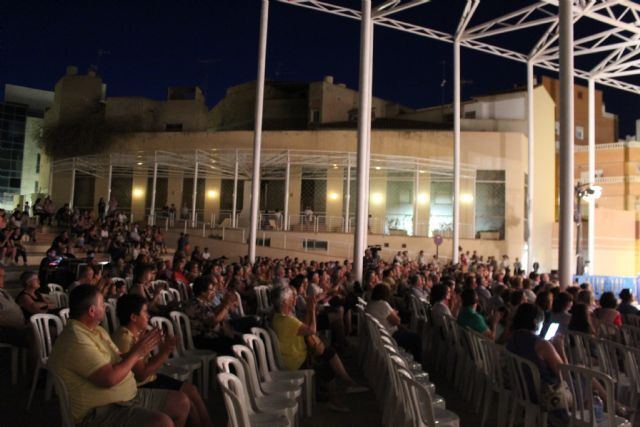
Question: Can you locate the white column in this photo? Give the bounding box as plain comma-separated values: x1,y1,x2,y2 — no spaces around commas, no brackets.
191,160,199,227
526,61,535,273
283,150,290,231
587,78,596,274
106,159,112,217
150,153,158,225
353,0,374,282
344,153,351,233
249,0,269,263
69,158,76,209
559,0,575,287
413,162,420,236
48,161,54,196
232,149,239,228
453,40,461,264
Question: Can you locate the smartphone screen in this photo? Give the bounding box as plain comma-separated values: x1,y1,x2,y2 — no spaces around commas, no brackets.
544,322,559,340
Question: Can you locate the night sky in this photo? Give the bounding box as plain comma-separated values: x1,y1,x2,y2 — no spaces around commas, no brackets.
1,0,638,136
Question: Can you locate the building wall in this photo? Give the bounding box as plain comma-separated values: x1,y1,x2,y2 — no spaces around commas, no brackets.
44,68,104,127
20,116,43,196
541,76,617,146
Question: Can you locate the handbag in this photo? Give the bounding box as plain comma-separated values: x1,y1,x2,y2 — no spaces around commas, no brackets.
305,334,326,357
540,380,573,411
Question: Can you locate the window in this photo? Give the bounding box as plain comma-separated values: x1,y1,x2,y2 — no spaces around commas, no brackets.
576,126,584,140
34,181,38,193
165,123,183,131
309,109,320,123
555,121,560,135
464,111,476,119
475,170,505,240
35,153,41,173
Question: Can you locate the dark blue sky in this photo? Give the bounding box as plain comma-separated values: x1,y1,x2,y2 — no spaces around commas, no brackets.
1,0,638,136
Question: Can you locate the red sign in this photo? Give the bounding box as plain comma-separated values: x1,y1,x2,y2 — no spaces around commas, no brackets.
433,234,443,246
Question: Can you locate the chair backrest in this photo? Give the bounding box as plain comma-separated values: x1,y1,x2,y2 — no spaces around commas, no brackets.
175,281,191,302
159,290,172,306
565,330,598,368
621,324,640,347
241,333,273,382
217,372,252,427
235,291,245,316
505,349,543,405
111,277,126,286
251,327,279,373
597,322,622,343
150,280,169,291
31,313,63,364
100,300,119,335
168,288,181,302
169,311,197,355
266,326,285,370
559,363,618,427
48,283,64,293
397,366,437,426
480,340,509,389
216,356,257,414
50,291,69,309
232,344,267,399
59,308,70,325
49,370,74,427
149,316,179,358
624,314,640,328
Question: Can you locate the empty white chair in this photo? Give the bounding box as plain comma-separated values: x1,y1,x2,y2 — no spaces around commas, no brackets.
169,311,217,399
559,363,631,427
47,283,64,293
58,308,70,325
217,372,289,427
150,316,204,391
217,356,298,426
233,344,301,400
398,367,460,427
250,327,314,417
27,313,63,408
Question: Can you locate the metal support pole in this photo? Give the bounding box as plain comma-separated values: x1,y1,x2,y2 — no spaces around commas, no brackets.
353,0,373,283
283,150,290,231
453,40,461,264
413,162,420,237
587,78,596,274
150,154,158,226
559,0,575,287
69,158,76,209
232,149,239,228
106,160,112,218
192,160,199,227
249,0,269,263
344,153,351,233
48,161,54,196
526,61,535,273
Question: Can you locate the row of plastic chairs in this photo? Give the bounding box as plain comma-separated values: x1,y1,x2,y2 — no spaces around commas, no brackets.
435,314,632,427
357,302,459,427
216,327,315,427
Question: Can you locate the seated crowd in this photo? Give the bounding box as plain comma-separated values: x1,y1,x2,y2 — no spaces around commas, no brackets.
2,199,640,425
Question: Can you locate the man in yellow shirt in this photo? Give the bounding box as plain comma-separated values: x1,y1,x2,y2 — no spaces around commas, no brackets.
48,285,190,427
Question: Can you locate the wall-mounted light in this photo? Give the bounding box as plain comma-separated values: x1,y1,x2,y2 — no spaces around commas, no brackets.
375,166,381,171
461,193,474,204
417,193,429,205
371,192,384,205
132,188,144,198
332,164,338,169
207,190,218,199
419,170,425,174
137,162,143,166
329,192,339,201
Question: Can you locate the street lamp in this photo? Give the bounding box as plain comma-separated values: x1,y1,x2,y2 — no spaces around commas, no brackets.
574,182,602,275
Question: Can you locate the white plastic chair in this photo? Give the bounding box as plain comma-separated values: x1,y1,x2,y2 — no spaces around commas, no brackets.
217,372,289,427
27,313,63,408
233,344,302,400
159,290,172,306
49,370,74,427
217,356,298,426
47,283,64,293
150,316,204,392
559,363,631,427
50,291,69,309
398,367,460,427
169,311,217,399
168,287,181,302
254,286,272,315
504,350,548,427
100,299,119,335
58,308,70,325
150,280,169,291
235,291,245,316
250,327,314,417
